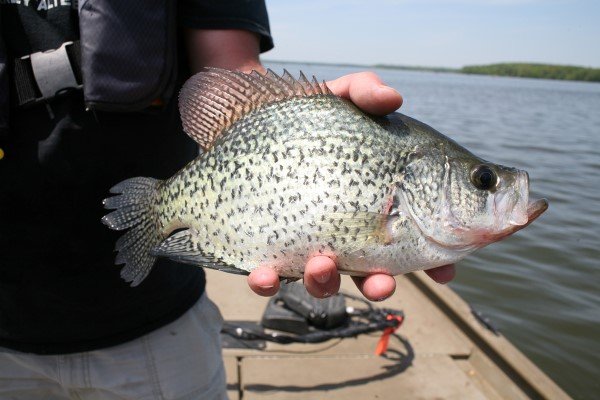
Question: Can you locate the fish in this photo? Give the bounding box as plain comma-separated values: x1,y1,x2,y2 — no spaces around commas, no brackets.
102,68,548,287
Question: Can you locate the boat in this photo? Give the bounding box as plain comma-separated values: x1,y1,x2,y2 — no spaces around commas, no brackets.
206,269,571,399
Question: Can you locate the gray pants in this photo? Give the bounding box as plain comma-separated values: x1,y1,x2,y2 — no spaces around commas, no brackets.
0,294,228,400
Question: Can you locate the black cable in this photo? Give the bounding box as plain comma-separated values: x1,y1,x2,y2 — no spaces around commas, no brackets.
221,293,404,345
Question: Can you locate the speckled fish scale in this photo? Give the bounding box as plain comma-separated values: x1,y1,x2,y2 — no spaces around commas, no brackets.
156,95,409,277
102,68,544,287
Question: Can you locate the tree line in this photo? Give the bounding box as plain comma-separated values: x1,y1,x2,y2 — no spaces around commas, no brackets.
461,63,600,82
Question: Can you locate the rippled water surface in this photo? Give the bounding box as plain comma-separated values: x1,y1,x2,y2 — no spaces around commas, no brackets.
267,62,600,399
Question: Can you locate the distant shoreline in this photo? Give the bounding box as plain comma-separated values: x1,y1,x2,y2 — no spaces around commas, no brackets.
265,60,600,83
461,63,600,83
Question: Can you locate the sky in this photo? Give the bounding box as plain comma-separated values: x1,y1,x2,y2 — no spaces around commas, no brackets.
263,0,600,68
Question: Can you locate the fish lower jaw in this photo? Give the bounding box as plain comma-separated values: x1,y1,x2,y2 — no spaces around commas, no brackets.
423,224,523,250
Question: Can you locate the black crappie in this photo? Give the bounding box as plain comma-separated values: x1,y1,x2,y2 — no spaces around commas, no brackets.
102,68,548,286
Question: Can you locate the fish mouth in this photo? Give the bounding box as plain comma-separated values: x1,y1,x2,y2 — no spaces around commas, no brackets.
410,197,548,251
482,198,548,243
507,197,548,233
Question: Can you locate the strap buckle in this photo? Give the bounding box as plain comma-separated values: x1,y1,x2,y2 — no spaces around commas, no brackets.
15,41,82,108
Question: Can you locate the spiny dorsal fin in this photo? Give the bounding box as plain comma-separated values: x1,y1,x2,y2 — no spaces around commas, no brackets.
178,68,333,150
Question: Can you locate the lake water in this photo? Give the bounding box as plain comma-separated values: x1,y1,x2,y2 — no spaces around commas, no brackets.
266,62,600,399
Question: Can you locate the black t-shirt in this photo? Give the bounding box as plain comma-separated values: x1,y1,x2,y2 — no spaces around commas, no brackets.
1,0,78,57
0,0,272,354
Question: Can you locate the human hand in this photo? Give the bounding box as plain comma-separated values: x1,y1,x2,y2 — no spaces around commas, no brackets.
247,72,456,300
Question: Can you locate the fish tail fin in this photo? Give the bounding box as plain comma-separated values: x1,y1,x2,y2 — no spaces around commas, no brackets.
102,177,163,286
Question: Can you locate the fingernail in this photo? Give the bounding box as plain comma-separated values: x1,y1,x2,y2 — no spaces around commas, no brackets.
373,286,395,302
258,284,274,289
256,271,275,289
375,292,394,301
314,270,331,284
376,85,399,96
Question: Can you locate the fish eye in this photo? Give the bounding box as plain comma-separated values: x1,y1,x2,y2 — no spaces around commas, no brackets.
470,165,497,191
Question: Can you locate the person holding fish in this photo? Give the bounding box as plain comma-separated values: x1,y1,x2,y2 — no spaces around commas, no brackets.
0,0,492,399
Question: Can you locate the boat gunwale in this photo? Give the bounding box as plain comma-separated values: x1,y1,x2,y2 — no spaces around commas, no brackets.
408,271,571,400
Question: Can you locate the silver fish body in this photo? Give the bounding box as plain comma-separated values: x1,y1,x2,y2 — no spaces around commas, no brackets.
102,69,547,286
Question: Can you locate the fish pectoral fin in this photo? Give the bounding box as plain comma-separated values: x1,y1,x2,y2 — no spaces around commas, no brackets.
318,212,395,254
151,229,249,276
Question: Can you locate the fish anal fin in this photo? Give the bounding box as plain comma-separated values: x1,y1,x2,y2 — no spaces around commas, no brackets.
151,229,248,276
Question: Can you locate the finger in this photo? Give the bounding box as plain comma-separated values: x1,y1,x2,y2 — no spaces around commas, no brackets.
425,264,456,284
247,266,280,296
352,274,396,301
326,72,403,116
303,256,341,298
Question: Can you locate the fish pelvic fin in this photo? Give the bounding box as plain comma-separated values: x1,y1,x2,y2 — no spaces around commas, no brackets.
102,177,163,287
178,68,335,151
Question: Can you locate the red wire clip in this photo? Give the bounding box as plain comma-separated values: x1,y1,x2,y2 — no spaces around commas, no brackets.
374,314,404,356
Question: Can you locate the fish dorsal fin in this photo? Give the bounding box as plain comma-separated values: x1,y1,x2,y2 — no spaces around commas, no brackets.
178,68,333,150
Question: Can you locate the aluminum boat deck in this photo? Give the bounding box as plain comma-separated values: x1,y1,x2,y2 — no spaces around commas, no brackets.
206,270,570,400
